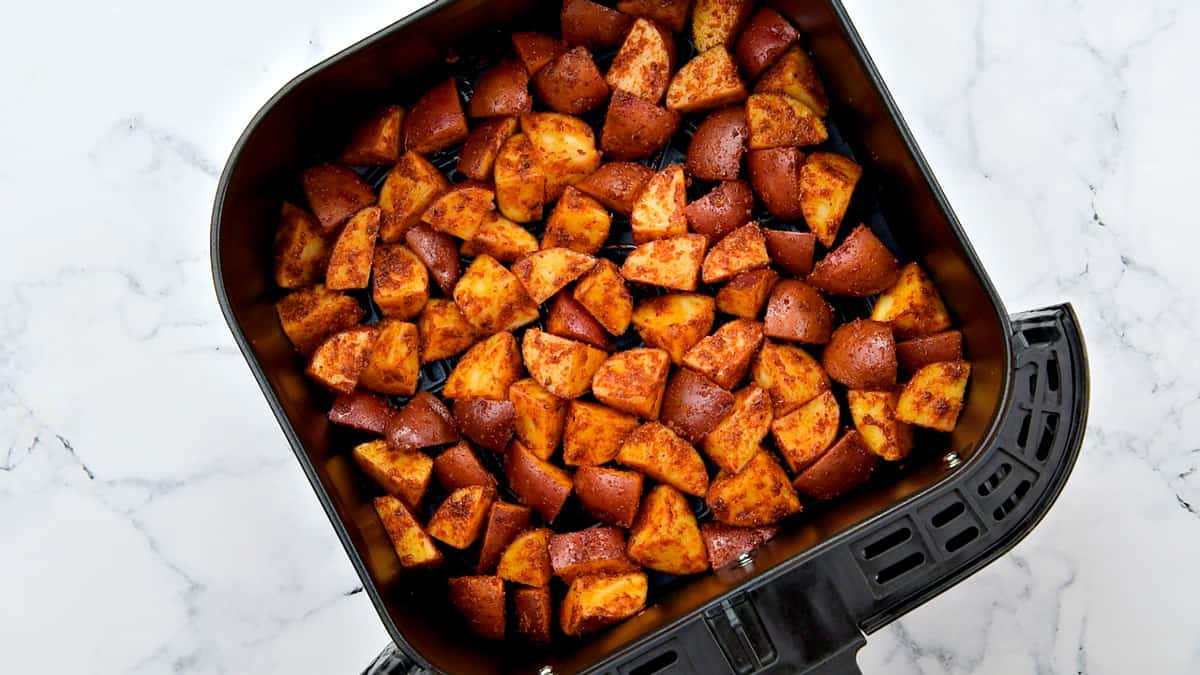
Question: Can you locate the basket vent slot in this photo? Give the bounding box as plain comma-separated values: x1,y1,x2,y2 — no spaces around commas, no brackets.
862,527,911,559
1021,323,1060,346
930,501,965,528
875,552,925,584
1035,413,1059,461
944,526,979,553
993,480,1032,521
629,651,677,675
1047,355,1061,392
1016,412,1031,448
977,463,1012,497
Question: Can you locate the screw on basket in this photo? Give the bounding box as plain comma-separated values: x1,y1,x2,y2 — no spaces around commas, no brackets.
943,451,963,469
538,666,554,675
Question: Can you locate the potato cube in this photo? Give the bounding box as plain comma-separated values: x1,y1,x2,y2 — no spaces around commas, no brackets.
560,572,647,637
453,255,540,333
751,341,830,416
458,116,520,181
799,152,861,247
513,586,552,644
575,162,654,216
822,319,897,390
329,390,396,435
359,319,420,396
616,422,709,496
591,348,671,419
505,440,574,522
607,18,674,103
687,108,749,182
701,222,770,284
601,90,682,161
746,93,827,149
573,260,633,336
763,279,834,345
896,330,963,376
509,379,567,459
682,318,764,389
659,368,734,443
404,222,461,295
561,0,634,50
547,292,615,350
628,484,709,574
460,211,539,263
403,78,468,154
542,186,611,254
372,244,429,320
494,133,546,223
701,385,773,474
418,299,481,363
276,286,364,355
353,439,432,510
716,269,778,319
807,224,901,297
498,528,553,587
379,151,451,242
632,293,716,364
325,206,381,290
301,163,376,231
427,485,496,549
373,495,443,569
387,392,459,452
573,466,644,528
549,527,637,581
305,327,376,394
870,263,953,340
686,179,754,240
469,59,533,118
706,449,800,526
512,31,567,75
341,105,404,165
755,45,830,117
511,247,598,304
521,112,601,201
631,164,688,244
534,46,611,116
477,501,532,574
792,431,878,500
896,361,971,432
273,202,331,289
621,234,707,291
763,229,816,277
453,398,515,453
434,441,498,492
771,389,839,472
692,0,753,51
734,8,799,79
701,522,778,569
563,401,641,466
442,331,522,400
617,0,690,32
666,46,747,113
848,390,914,461
421,184,495,241
522,328,608,399
448,576,505,640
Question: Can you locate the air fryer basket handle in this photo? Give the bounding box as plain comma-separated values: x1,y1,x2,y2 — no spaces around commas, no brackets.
362,303,1088,675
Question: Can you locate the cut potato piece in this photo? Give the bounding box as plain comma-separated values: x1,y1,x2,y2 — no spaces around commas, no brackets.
616,422,709,496
632,293,715,364
522,328,608,399
561,0,634,49
617,0,690,31
405,222,460,294
374,495,443,569
506,440,574,522
573,260,633,336
379,152,451,242
734,7,799,79
543,187,611,255
751,341,830,416
478,501,532,574
607,18,673,103
808,225,901,297
359,319,420,396
896,330,963,376
800,152,861,246
560,572,647,637
746,93,827,149
628,484,708,575
514,586,552,644
701,384,773,474
702,222,771,284
276,286,364,355
521,112,601,201
453,398,515,452
870,263,953,340
755,45,830,117
549,527,637,581
458,116,519,182
686,180,755,242
353,439,433,510
421,184,495,241
434,441,497,492
509,378,567,460
747,147,804,220
763,229,816,277
716,269,778,319
621,234,707,291
771,389,839,472
682,318,764,389
329,390,395,435
306,327,376,394
666,46,748,113
702,522,779,569
660,368,734,443
631,164,688,243
763,279,834,345
461,210,540,262
273,202,331,289
533,47,610,115
706,449,801,526
301,163,376,231
512,32,567,75
692,0,753,51
591,347,671,420
469,59,533,118
371,244,429,320
848,390,914,461
442,332,522,401
427,485,496,549
403,78,468,154
547,292,614,351
418,299,480,363
498,528,553,587
341,105,404,165
792,431,878,500
601,90,681,160
563,401,641,466
512,247,598,304
823,319,897,390
687,107,748,181
573,466,644,528
896,361,971,432
448,576,505,640
494,133,546,223
386,392,459,452
453,255,540,333
575,162,654,217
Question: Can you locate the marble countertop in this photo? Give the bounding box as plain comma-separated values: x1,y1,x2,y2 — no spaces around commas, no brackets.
2,0,1196,672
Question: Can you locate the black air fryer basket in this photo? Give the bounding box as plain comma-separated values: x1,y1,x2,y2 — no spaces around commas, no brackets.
210,1,1089,672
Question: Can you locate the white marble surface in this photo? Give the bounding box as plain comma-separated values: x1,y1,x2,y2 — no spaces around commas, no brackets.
1,0,1196,672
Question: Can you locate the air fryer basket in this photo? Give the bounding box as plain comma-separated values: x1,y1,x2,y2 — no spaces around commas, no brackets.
210,1,1089,673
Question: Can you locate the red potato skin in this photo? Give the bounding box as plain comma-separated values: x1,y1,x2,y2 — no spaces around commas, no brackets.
763,279,834,344
548,527,638,581
575,163,655,216
685,180,755,242
533,47,611,115
734,8,800,79
764,229,816,277
897,330,964,376
686,107,748,181
404,222,460,295
453,398,516,452
561,0,635,49
807,225,902,296
792,431,879,500
546,292,615,351
659,368,735,443
701,522,779,568
822,319,898,390
434,442,498,492
477,502,533,573
573,466,644,528
514,586,553,643
505,442,573,522
403,78,469,154
302,164,376,231
469,60,532,118
328,390,396,434
387,391,459,451
447,576,505,640
747,147,805,220
601,91,682,161
457,117,518,181
511,32,568,75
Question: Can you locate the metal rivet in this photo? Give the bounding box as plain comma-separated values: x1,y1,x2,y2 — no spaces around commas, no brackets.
539,667,554,675
736,552,754,568
944,451,962,469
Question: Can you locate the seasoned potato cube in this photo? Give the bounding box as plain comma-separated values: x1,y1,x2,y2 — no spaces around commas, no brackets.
402,78,468,154
621,234,707,291
896,361,971,432
276,286,364,355
542,187,611,255
442,332,522,400
549,527,637,581
563,401,641,466
469,59,533,118
461,210,539,262
306,327,376,394
521,112,601,201
547,292,614,350
428,485,496,549
686,180,755,242
379,151,451,242
771,389,839,472
534,46,611,116
513,586,553,644
792,431,878,500
631,164,688,244
509,378,567,459
561,0,634,49
763,279,834,345
628,484,709,574
747,146,805,220
617,0,690,32
498,528,553,587
666,46,747,113
273,202,331,289
573,466,644,528
453,398,515,452
405,222,461,294
799,152,861,246
511,247,598,304
701,222,771,284
421,184,495,241
494,133,546,223
457,116,519,181
353,439,432,510
560,572,648,637
682,319,764,389
692,0,753,52
326,206,381,290
808,224,901,297
755,45,830,117
434,441,498,492
448,576,505,640
607,19,673,103
660,368,735,443
632,293,716,364
418,299,481,363
505,440,574,522
374,495,443,569
746,93,827,149
453,255,540,333
706,449,801,526
574,260,633,336
751,341,831,416
387,392,459,451
359,319,419,396
716,269,779,319
687,108,749,182
372,244,429,320
301,163,376,231
329,390,396,435
341,105,404,165
823,319,897,390
763,229,816,277
512,32,567,75
701,385,773,474
522,328,608,399
734,7,799,79
897,330,963,376
848,390,914,461
870,263,953,340
591,348,671,419
575,162,654,216
616,422,709,496
701,522,778,569
601,90,682,161
477,501,532,574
